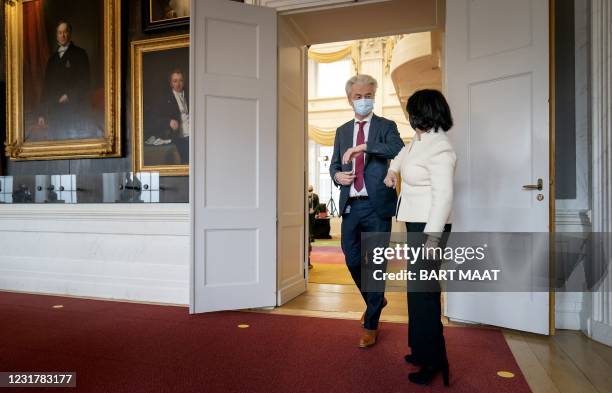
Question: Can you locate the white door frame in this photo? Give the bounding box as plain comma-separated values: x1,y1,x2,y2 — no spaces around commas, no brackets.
280,0,556,333
189,1,556,331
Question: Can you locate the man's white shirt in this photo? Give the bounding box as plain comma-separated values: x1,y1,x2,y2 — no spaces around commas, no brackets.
172,90,190,137
58,43,70,59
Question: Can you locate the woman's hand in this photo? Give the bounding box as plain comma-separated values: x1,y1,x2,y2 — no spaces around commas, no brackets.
384,170,398,189
424,235,440,249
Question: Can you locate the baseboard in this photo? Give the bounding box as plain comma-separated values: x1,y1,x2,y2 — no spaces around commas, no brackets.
591,320,612,347
554,293,583,330
0,273,188,305
0,204,190,304
555,310,582,330
277,276,307,305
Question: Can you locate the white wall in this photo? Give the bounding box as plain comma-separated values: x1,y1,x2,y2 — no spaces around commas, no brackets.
0,204,190,305
585,0,612,347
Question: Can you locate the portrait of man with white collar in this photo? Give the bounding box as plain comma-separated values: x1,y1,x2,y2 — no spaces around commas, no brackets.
37,20,92,140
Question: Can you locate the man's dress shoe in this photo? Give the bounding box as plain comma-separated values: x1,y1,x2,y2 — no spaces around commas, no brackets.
358,328,378,348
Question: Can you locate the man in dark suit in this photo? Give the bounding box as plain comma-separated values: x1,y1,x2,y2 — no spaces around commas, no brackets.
38,21,91,140
330,74,404,348
158,69,189,164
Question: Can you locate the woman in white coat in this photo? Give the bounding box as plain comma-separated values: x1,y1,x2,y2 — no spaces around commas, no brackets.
384,89,456,387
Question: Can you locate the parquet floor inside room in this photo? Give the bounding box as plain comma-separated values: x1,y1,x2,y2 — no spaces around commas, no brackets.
256,284,612,393
505,330,612,393
265,283,409,323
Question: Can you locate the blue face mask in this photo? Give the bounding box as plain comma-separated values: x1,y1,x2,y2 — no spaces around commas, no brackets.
353,98,374,116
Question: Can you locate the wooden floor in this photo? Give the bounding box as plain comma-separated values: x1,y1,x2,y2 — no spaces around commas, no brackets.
269,283,409,323
257,283,612,393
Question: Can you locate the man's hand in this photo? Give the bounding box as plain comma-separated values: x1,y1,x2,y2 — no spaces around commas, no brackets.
58,94,69,104
37,117,46,127
170,119,179,131
384,170,398,189
342,144,367,164
334,171,356,186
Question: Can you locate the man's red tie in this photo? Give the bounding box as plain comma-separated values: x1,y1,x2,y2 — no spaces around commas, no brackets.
354,121,366,191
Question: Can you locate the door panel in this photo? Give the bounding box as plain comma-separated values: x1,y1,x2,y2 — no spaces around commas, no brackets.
277,15,308,305
191,0,277,313
445,0,550,334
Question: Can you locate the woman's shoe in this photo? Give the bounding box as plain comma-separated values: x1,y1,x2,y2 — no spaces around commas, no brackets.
408,363,449,387
403,354,422,366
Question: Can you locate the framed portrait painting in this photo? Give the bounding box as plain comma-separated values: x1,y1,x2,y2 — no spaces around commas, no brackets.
5,0,121,160
131,35,189,176
143,0,189,32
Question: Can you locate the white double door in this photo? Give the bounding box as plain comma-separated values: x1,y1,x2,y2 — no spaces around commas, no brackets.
190,0,551,335
445,0,550,334
190,0,307,313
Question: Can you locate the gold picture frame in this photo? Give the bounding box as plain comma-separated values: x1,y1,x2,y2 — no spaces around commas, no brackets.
131,35,189,176
143,0,190,33
4,0,121,160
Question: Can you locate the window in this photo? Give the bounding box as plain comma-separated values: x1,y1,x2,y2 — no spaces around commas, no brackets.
317,146,340,214
310,58,352,98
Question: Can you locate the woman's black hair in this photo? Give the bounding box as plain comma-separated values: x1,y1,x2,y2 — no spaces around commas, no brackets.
406,89,453,132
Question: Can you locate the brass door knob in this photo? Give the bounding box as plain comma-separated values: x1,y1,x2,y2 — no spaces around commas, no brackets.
523,178,543,191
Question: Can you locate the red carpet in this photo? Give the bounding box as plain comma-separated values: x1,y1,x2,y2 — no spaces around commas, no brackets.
311,245,345,264
0,292,531,393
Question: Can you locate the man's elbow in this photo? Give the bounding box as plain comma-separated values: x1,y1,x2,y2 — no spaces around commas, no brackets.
383,142,403,160
391,143,403,158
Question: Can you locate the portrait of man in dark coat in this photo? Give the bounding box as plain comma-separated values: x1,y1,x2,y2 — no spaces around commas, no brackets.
139,44,190,171
37,20,91,140
159,69,189,164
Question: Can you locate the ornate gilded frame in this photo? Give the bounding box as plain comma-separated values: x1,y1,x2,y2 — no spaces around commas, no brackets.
131,35,189,177
4,0,121,160
142,0,189,33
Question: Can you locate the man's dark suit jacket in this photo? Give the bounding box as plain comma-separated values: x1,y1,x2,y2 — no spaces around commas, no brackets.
329,114,404,219
41,42,90,118
158,89,189,138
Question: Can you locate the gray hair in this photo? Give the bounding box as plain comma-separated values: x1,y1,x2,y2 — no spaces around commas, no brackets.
345,74,378,97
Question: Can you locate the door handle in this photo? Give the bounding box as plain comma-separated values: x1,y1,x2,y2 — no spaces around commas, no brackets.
523,178,543,191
